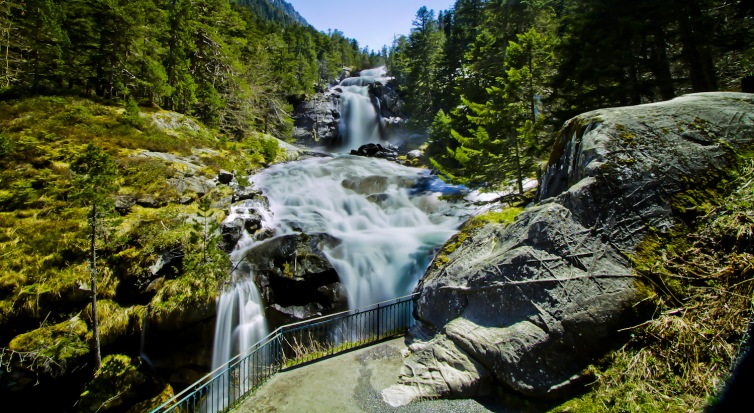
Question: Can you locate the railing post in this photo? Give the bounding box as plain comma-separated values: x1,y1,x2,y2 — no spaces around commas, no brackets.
376,303,381,339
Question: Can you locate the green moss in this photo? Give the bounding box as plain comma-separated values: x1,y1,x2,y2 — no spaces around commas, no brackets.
471,207,524,225
8,316,90,375
85,301,145,347
79,354,144,412
125,384,174,413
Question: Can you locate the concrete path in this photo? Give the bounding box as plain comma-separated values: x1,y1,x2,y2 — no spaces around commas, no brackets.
232,337,508,413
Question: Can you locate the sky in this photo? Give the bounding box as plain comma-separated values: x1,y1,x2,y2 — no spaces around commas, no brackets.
287,0,457,52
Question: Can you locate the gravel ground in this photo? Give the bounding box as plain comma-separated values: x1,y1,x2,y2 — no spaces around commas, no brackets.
231,337,513,413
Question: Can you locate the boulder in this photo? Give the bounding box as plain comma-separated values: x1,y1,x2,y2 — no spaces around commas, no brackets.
407,150,422,160
220,214,264,252
350,143,399,159
220,217,245,252
342,175,389,195
115,195,136,215
385,93,754,404
217,169,233,185
136,195,164,209
243,233,348,326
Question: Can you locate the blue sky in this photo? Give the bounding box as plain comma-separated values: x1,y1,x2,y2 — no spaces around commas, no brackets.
287,0,457,52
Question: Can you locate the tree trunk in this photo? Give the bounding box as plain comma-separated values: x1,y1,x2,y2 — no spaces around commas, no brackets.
513,132,524,196
650,25,676,100
90,202,101,371
676,0,718,92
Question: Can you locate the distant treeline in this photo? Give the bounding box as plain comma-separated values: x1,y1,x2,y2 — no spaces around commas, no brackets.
0,0,385,138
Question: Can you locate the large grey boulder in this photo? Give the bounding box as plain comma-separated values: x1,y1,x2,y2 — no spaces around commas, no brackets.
384,93,754,404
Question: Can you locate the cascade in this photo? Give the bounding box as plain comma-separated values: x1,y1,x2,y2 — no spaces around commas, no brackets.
337,67,389,150
209,67,470,401
211,199,271,372
257,156,467,309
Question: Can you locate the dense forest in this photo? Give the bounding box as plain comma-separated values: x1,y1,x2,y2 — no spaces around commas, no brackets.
387,0,754,193
0,0,384,139
1,0,753,412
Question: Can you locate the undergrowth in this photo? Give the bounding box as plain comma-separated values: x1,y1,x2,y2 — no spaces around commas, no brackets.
0,96,284,410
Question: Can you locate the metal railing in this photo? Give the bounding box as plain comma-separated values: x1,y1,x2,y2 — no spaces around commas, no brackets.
151,293,417,413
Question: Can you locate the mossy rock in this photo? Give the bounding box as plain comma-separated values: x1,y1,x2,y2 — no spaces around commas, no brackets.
78,354,162,413
125,383,175,413
84,300,146,347
8,316,90,376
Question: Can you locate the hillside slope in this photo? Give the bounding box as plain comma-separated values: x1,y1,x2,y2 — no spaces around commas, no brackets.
0,96,289,412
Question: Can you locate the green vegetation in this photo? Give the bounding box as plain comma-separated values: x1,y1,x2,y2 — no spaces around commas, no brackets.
6,316,89,377
471,207,524,225
79,354,162,413
0,0,385,141
0,96,280,410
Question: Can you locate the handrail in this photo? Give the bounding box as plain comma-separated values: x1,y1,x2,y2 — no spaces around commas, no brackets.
150,293,418,413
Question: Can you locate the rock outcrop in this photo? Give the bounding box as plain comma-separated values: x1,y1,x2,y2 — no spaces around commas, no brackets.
293,93,341,146
243,233,348,326
293,75,405,148
383,93,754,405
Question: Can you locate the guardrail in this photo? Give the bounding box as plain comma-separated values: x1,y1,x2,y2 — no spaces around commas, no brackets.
151,293,418,413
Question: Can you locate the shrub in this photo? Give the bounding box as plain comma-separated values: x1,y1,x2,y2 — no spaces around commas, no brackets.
261,136,279,164
59,105,93,125
0,133,13,158
119,97,144,129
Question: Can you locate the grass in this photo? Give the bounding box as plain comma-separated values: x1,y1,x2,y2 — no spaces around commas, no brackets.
0,96,284,388
549,160,754,412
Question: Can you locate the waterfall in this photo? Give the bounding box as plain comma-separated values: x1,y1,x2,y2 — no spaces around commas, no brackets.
211,199,271,371
209,67,470,402
337,67,389,150
257,156,467,309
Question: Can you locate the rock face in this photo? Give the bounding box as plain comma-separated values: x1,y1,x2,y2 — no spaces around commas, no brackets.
293,79,405,148
383,93,754,405
243,233,348,326
293,93,341,146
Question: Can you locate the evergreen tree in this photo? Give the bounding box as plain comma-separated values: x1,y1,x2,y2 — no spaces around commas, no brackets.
404,7,444,128
71,144,117,371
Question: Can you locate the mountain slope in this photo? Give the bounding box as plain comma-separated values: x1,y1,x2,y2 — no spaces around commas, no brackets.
236,0,309,26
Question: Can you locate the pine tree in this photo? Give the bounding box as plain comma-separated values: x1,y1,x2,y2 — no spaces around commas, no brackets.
404,7,444,128
71,144,117,371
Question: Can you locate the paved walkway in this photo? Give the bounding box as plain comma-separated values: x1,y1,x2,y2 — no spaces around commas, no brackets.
232,337,508,413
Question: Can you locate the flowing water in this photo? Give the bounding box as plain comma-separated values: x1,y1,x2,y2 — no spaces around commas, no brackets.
337,67,388,150
257,156,467,309
208,68,471,411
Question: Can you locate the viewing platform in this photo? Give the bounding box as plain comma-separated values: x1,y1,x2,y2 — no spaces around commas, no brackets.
232,337,504,413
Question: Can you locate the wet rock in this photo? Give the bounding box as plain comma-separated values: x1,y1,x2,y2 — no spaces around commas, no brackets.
233,187,262,202
350,143,399,159
407,150,422,160
342,175,389,195
386,92,754,403
220,218,244,252
243,233,348,327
